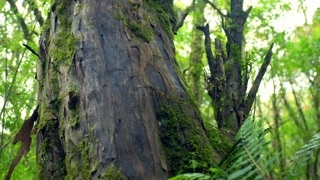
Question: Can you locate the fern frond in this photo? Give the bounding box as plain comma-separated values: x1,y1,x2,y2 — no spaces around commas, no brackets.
169,173,211,180
221,117,275,179
289,132,320,177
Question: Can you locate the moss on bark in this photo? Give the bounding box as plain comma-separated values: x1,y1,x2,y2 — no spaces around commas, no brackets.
156,95,220,174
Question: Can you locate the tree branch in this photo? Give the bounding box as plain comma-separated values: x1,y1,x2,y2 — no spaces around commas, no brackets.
173,0,196,34
245,43,274,114
25,0,44,26
7,0,31,41
23,44,40,58
196,24,215,78
204,0,227,18
244,6,253,21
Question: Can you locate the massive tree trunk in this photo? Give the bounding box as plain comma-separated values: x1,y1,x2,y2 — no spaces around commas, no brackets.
36,0,220,179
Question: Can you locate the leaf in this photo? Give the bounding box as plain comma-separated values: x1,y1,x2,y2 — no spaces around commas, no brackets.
227,166,252,180
169,173,211,180
5,106,38,180
289,132,320,177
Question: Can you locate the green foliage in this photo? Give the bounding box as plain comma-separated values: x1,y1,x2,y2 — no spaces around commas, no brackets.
290,133,320,177
170,173,210,180
0,0,50,179
220,117,274,179
171,117,320,179
100,164,126,180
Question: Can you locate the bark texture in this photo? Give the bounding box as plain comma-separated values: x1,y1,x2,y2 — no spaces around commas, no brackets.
36,0,219,179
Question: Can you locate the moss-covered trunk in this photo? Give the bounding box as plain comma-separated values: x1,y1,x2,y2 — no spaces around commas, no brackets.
36,0,221,179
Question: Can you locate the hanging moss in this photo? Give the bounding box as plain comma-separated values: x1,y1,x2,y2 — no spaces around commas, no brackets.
156,96,219,175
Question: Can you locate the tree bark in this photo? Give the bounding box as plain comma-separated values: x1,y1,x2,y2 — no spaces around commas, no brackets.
36,0,220,179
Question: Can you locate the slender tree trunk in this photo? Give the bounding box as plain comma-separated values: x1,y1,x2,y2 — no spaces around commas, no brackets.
289,81,309,131
36,0,221,179
307,73,320,128
271,80,285,177
188,1,206,104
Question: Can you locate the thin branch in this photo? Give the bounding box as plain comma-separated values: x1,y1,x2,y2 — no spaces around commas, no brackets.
173,0,196,34
23,44,40,58
245,43,274,115
204,0,227,18
7,0,31,41
173,11,189,34
25,0,45,26
243,6,253,22
196,24,215,78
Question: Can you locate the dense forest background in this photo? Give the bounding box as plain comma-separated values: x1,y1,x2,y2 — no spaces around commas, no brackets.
0,0,320,179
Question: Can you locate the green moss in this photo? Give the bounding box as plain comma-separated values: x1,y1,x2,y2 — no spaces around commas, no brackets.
114,0,176,42
145,0,175,38
69,111,79,128
100,164,125,180
127,22,153,42
114,4,153,42
230,44,242,62
38,1,82,178
156,96,218,174
204,123,233,158
49,0,77,67
41,16,51,35
65,137,93,179
37,96,61,130
224,61,232,74
49,31,77,67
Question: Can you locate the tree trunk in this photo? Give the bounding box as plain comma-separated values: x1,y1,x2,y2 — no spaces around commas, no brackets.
199,0,273,135
188,0,206,105
36,0,220,179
